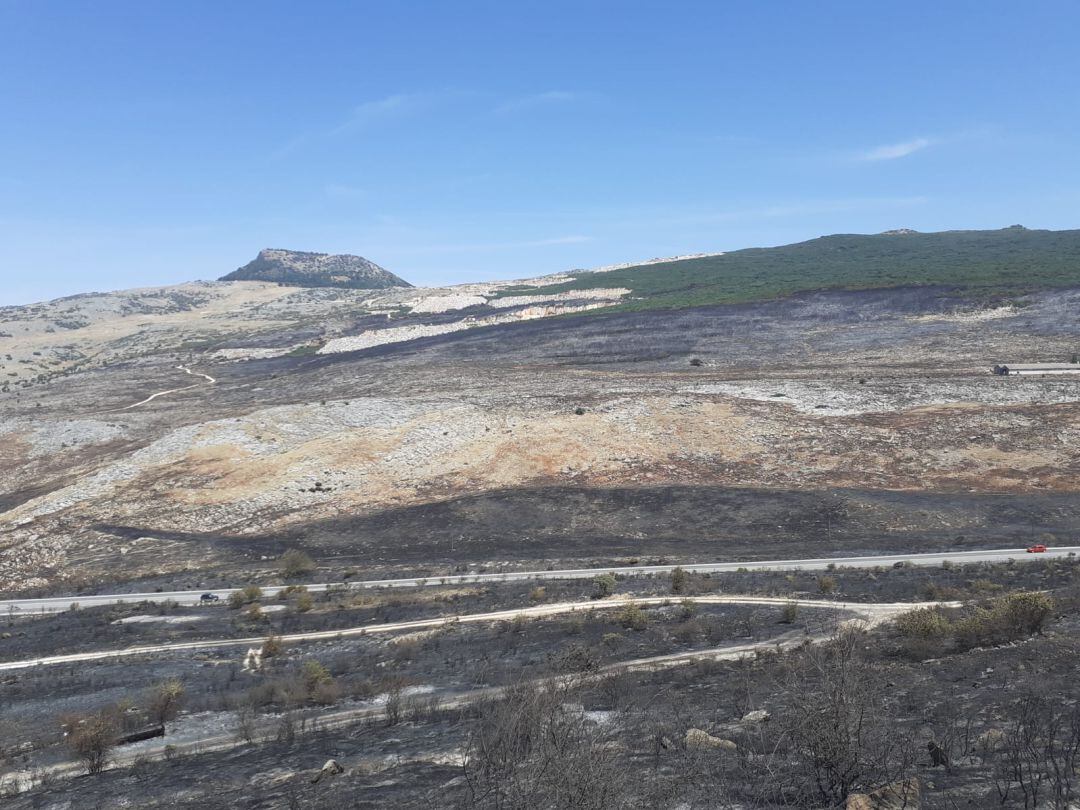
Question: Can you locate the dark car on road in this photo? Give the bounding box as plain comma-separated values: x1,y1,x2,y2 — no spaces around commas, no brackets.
200,593,221,602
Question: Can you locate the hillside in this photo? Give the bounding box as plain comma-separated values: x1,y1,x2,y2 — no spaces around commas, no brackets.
221,248,411,289
3,226,1080,607
3,228,1080,808
509,226,1080,310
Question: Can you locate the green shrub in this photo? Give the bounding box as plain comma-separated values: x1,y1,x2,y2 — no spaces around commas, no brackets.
301,660,332,692
997,591,1054,635
261,635,284,658
671,566,688,594
592,573,617,598
617,603,648,631
295,591,314,613
602,632,623,648
894,607,950,639
953,592,1054,650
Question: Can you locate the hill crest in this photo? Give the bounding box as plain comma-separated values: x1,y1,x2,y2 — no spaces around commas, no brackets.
221,248,411,289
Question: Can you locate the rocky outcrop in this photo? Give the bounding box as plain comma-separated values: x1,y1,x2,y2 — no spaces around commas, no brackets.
684,728,737,751
318,300,614,354
846,778,920,809
222,249,410,289
311,759,345,783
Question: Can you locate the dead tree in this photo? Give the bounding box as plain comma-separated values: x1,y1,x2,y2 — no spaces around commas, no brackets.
457,680,630,809
780,625,917,806
994,695,1080,809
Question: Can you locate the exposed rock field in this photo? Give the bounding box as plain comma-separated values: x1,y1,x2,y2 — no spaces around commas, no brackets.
2,266,1078,593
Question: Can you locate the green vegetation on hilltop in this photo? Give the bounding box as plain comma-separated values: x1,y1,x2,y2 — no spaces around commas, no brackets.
508,227,1080,311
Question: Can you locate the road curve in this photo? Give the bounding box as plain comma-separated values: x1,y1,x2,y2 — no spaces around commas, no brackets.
120,365,215,410
2,546,1074,617
0,594,950,672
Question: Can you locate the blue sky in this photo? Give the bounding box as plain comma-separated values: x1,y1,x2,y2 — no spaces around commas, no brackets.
2,1,1079,304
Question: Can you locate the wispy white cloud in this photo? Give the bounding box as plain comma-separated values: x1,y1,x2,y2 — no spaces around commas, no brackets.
274,89,585,159
857,137,934,162
272,91,466,159
328,93,431,136
494,90,579,114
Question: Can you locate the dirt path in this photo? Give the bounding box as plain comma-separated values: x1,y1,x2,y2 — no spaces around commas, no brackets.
0,620,840,793
0,594,945,671
120,365,215,410
0,594,954,793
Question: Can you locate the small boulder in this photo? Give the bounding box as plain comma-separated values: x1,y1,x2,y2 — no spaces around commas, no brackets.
685,728,737,751
846,777,920,809
310,759,345,784
740,709,770,725
242,647,262,673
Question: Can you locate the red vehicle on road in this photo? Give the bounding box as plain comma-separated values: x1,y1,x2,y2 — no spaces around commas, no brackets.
1026,544,1048,553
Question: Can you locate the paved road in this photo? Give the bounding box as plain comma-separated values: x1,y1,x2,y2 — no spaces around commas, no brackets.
0,594,951,672
2,546,1074,617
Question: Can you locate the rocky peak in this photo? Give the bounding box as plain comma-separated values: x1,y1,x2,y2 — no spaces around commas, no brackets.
221,249,411,289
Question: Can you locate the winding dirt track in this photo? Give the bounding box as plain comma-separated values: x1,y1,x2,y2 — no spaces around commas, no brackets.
0,594,946,671
120,365,215,410
0,593,955,792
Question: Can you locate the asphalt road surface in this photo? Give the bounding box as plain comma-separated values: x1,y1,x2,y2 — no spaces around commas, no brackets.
3,545,1075,617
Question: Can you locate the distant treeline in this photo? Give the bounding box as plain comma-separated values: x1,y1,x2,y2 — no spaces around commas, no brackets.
510,226,1080,311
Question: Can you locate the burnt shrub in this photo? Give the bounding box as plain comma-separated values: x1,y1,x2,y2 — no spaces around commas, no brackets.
278,548,316,579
